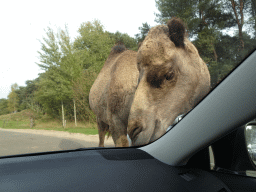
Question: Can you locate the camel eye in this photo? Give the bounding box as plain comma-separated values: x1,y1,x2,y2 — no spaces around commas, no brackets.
165,71,174,81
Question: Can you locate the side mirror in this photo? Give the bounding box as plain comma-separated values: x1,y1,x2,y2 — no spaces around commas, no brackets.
245,121,256,163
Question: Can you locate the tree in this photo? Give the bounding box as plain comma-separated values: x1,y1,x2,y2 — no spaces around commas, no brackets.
36,24,85,126
0,99,9,115
107,31,138,51
35,68,73,126
225,0,251,51
57,25,88,126
7,83,19,113
36,26,71,125
155,0,235,36
135,22,151,43
72,69,97,123
249,0,256,36
15,78,42,112
15,86,27,111
155,0,199,38
73,20,114,73
36,26,62,71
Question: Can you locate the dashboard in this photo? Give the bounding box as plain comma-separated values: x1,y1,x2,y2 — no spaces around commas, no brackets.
0,148,233,192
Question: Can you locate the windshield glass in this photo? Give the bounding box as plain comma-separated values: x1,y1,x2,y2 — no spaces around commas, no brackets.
0,0,255,156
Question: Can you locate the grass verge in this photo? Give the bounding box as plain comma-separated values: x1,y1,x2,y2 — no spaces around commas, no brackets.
0,120,98,135
0,110,98,135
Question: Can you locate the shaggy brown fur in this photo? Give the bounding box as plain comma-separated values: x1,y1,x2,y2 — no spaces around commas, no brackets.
89,43,139,147
110,42,127,54
167,17,187,48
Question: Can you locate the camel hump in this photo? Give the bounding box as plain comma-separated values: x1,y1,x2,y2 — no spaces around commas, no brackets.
167,17,186,48
110,42,127,54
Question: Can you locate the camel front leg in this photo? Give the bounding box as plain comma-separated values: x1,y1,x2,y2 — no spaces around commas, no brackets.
109,115,129,147
96,117,109,147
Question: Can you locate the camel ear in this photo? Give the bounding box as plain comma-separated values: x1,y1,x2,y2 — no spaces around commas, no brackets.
111,42,126,54
167,17,186,48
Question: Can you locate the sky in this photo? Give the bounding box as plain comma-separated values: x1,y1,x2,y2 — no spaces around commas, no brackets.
0,0,160,99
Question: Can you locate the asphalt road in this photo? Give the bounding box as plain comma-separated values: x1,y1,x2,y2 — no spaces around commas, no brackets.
0,129,115,157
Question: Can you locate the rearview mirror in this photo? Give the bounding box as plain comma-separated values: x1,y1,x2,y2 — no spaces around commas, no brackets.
245,121,256,163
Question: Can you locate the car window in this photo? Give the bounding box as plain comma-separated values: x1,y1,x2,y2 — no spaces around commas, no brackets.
0,1,255,157
244,120,256,177
208,118,256,178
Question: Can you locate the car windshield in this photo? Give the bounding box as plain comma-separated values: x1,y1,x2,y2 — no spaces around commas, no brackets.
0,0,255,156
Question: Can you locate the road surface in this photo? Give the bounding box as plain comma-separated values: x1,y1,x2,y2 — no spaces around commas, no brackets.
0,128,115,157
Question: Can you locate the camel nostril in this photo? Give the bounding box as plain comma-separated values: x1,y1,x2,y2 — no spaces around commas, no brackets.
130,126,142,141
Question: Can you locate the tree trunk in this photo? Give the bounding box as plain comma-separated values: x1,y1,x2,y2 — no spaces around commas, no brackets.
62,101,65,128
212,44,218,62
238,24,244,50
230,0,244,51
74,99,77,127
252,0,256,36
30,118,34,128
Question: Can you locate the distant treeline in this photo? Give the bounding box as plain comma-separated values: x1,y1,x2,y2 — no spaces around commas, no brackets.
1,0,256,124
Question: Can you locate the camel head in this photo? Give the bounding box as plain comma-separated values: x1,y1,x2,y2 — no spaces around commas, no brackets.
127,18,210,146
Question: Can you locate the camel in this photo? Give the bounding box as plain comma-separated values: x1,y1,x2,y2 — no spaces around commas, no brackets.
89,17,210,147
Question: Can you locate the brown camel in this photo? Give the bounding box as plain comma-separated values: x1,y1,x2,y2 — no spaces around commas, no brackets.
89,18,210,147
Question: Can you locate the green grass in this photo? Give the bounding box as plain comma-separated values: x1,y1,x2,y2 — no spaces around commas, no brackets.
0,120,99,135
0,120,29,129
0,109,99,135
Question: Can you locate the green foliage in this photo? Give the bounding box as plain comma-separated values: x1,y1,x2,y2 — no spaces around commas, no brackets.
57,25,84,82
155,0,197,27
35,24,84,119
7,83,19,113
0,99,9,115
155,0,236,36
107,31,138,51
135,22,151,43
249,0,256,36
34,70,73,118
36,27,62,70
73,20,114,72
72,69,97,123
15,86,28,111
14,79,42,112
214,32,256,81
